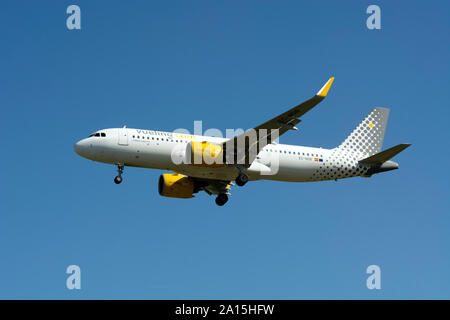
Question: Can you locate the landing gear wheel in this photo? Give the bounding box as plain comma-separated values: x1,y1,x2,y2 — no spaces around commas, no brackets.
235,172,248,186
114,164,124,184
215,194,228,206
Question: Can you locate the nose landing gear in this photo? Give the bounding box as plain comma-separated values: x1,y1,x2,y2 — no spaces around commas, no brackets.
114,164,124,184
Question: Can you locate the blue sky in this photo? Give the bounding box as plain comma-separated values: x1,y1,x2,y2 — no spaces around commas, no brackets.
1,0,449,299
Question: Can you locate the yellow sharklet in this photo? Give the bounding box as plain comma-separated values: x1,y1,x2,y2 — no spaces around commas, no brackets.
317,77,335,97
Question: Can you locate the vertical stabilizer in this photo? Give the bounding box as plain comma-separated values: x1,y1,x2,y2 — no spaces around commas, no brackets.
337,107,390,156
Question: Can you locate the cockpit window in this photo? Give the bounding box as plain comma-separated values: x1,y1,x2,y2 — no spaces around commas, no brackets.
88,132,106,138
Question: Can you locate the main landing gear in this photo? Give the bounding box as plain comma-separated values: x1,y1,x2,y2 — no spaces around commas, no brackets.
235,172,248,187
215,193,228,206
114,164,124,184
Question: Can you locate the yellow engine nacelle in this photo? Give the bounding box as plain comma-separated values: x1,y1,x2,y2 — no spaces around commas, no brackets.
186,141,224,167
158,173,195,198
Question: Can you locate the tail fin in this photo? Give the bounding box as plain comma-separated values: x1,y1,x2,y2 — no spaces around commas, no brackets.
337,107,390,156
359,144,411,164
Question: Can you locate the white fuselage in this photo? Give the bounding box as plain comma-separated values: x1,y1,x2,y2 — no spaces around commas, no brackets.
74,128,368,182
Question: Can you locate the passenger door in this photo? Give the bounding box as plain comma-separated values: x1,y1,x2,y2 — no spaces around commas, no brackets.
118,128,128,146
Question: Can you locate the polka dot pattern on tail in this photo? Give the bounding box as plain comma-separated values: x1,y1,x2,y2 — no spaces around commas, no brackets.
337,107,390,157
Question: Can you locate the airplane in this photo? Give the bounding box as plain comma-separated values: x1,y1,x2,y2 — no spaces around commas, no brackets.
74,77,410,206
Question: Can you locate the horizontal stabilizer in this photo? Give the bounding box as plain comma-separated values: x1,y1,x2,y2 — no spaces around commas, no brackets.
359,144,411,164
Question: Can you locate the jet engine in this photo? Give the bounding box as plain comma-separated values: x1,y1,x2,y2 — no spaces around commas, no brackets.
158,173,195,198
185,141,224,167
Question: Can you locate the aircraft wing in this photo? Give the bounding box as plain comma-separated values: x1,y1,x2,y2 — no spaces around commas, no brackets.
221,77,335,165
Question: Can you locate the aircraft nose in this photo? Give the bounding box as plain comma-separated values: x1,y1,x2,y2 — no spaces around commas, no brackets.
74,139,90,157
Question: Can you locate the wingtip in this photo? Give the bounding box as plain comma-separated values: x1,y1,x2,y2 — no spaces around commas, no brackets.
316,77,335,97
